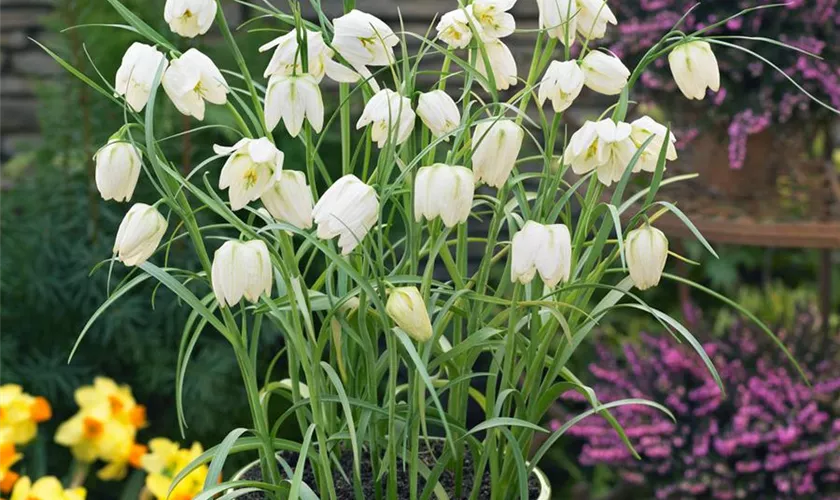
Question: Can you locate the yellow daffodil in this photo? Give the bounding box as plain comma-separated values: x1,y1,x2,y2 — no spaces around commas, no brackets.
55,404,136,465
9,476,86,500
141,438,209,500
96,441,148,481
73,377,147,429
0,385,52,446
0,442,22,494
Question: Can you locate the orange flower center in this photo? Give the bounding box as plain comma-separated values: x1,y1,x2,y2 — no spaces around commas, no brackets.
129,405,147,428
108,395,124,415
29,397,52,423
0,470,19,494
0,443,15,468
128,443,148,469
173,493,193,500
82,417,104,439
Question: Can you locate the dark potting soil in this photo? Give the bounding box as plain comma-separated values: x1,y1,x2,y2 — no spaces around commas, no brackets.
236,442,542,499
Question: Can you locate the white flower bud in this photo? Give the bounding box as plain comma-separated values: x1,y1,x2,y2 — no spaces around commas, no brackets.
113,203,167,266
563,119,635,186
215,138,284,210
211,240,273,307
537,60,585,113
581,50,629,96
576,0,617,40
471,119,524,188
259,29,358,83
261,170,314,229
264,74,324,137
311,174,379,255
331,10,399,68
416,90,461,139
115,43,168,112
386,287,433,342
669,40,720,100
162,48,228,121
470,0,516,39
536,0,576,44
625,225,669,290
436,8,479,49
94,136,142,202
629,116,678,173
473,39,518,91
164,0,217,38
511,221,572,288
356,89,416,148
414,164,475,228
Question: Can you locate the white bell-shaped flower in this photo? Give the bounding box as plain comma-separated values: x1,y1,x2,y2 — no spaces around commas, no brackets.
470,0,516,39
416,90,461,139
259,29,358,83
669,40,720,100
473,39,518,91
386,287,433,342
261,170,314,229
331,10,399,68
576,0,618,40
564,119,636,186
113,203,167,267
215,138,284,210
94,135,142,202
164,0,217,38
311,174,379,255
264,74,324,137
211,240,273,307
511,221,572,288
629,116,678,173
581,50,629,96
162,48,228,121
626,224,669,290
115,43,168,112
471,119,524,188
537,0,576,44
414,164,475,227
356,89,416,148
537,60,585,113
436,8,481,49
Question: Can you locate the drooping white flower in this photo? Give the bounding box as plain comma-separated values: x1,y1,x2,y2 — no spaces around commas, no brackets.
563,119,636,186
264,74,324,137
162,48,228,121
414,164,475,227
261,170,314,229
669,40,720,100
258,29,358,83
511,221,572,288
629,116,678,173
114,43,168,112
471,119,524,188
94,135,142,202
416,90,461,139
211,240,273,307
164,0,217,38
580,50,629,96
474,39,518,91
311,174,379,255
331,10,399,69
536,0,576,44
215,138,284,210
470,0,516,39
625,224,669,290
436,8,480,49
356,89,415,148
537,60,585,113
113,203,167,266
386,287,433,342
576,0,617,40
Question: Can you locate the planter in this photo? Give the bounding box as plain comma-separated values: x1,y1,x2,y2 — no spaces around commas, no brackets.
231,454,552,499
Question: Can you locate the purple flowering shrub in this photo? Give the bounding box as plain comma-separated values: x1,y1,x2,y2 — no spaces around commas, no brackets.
611,0,840,168
559,311,840,499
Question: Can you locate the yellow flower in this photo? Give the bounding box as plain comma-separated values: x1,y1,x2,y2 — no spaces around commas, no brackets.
0,385,52,446
55,404,137,465
74,377,146,429
0,442,22,494
141,439,209,500
9,476,86,500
